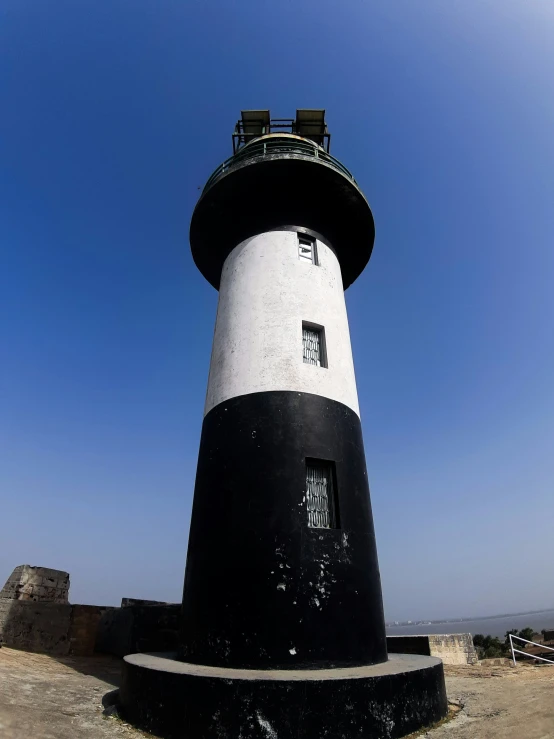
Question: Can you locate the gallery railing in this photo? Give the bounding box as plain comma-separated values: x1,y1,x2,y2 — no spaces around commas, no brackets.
203,137,356,193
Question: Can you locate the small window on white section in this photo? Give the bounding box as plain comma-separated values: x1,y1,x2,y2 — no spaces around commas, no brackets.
298,234,317,265
306,460,338,529
302,323,327,368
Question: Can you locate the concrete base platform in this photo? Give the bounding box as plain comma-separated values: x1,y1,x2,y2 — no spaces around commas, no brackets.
120,652,448,738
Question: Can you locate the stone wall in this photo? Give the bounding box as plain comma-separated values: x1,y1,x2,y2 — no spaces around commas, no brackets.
0,565,69,603
387,633,479,665
0,564,111,656
121,598,169,608
69,605,113,657
0,566,179,658
0,600,72,654
96,603,181,658
0,600,111,656
428,633,479,665
95,606,134,657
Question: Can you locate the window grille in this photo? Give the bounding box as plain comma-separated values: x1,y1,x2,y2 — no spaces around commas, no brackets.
302,326,325,367
298,234,317,264
306,462,335,528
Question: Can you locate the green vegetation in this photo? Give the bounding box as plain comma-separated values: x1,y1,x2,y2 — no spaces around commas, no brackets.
518,627,535,642
472,627,537,658
472,634,506,658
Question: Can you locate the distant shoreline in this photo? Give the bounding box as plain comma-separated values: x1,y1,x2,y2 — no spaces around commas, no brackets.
386,607,554,628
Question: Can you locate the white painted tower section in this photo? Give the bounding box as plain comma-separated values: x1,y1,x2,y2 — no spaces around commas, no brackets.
204,229,360,417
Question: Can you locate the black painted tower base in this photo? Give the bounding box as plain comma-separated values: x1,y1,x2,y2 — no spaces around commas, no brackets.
120,652,448,739
181,392,388,669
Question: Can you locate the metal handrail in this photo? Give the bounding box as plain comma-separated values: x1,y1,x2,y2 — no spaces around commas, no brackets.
509,634,554,666
202,137,356,193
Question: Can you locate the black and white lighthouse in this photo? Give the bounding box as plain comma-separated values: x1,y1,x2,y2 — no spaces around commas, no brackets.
121,110,447,739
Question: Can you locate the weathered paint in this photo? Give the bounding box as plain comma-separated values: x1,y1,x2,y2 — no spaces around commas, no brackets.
120,652,448,739
180,392,387,669
204,229,360,416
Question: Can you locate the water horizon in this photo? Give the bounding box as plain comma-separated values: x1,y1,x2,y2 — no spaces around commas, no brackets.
386,608,554,639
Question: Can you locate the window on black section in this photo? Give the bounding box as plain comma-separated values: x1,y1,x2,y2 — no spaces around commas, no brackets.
302,323,327,368
298,234,317,265
305,459,339,529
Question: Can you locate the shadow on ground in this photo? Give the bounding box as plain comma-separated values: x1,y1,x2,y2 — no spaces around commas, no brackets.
51,653,123,686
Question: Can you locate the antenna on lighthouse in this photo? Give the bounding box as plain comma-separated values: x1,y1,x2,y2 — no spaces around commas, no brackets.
232,109,330,153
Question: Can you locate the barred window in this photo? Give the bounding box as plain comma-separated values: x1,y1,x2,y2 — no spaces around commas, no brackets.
306,461,338,529
302,324,326,367
298,234,317,264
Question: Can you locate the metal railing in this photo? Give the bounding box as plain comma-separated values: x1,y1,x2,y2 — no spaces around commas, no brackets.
509,633,554,666
232,118,330,153
202,137,356,193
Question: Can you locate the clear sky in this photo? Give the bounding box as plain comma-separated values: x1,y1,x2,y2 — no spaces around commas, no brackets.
1,0,554,622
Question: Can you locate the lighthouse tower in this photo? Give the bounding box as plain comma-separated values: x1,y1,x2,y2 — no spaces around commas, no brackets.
182,109,386,670
120,110,447,739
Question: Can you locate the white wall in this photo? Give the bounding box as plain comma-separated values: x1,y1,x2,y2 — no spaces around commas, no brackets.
204,229,360,417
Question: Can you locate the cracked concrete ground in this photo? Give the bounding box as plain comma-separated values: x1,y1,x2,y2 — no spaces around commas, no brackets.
0,648,553,738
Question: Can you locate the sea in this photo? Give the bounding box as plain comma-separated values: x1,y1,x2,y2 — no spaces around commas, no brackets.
385,609,554,639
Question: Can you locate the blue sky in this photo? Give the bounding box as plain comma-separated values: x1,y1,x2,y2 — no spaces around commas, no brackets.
1,0,554,621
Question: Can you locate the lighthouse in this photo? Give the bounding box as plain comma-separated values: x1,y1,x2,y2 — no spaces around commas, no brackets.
120,110,447,739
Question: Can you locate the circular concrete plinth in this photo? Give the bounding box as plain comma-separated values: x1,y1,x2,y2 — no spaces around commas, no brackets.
120,652,447,738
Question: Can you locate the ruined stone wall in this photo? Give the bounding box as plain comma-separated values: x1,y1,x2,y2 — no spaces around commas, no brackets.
0,565,69,603
0,565,111,656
